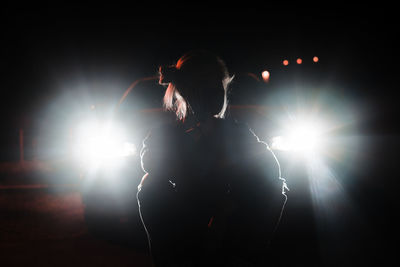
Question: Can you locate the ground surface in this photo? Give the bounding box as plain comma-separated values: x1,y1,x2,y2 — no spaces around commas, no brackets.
0,166,152,267
0,159,390,266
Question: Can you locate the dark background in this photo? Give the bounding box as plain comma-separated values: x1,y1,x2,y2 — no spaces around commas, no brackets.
2,3,397,124
2,2,398,266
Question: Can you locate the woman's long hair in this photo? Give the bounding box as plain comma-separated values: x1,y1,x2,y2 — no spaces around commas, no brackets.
160,50,234,121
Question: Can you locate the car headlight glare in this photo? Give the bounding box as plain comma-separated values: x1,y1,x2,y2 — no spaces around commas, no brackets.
271,121,322,154
72,121,136,164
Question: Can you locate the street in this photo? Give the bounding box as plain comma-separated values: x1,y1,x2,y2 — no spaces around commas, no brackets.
0,181,152,267
0,150,391,266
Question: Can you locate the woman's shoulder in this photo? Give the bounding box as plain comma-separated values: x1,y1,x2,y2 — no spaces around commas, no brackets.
218,118,261,146
141,121,189,152
222,119,277,162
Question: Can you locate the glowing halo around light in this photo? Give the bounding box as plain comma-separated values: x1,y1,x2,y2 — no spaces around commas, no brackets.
72,120,136,168
283,59,289,66
271,120,323,156
262,70,270,82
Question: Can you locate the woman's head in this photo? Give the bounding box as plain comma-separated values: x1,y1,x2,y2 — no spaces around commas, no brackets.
160,50,233,121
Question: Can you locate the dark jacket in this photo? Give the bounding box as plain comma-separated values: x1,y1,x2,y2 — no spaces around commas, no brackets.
137,118,286,266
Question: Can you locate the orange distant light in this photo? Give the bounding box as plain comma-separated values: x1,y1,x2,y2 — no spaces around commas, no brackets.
261,70,270,82
313,56,319,63
283,60,289,66
296,58,303,64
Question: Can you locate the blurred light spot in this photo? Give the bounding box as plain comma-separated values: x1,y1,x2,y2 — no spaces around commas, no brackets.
271,120,323,156
283,59,289,66
72,121,134,168
261,70,270,82
297,58,303,64
313,56,319,63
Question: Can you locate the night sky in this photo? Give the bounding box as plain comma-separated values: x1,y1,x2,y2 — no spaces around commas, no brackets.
2,3,399,265
3,4,396,120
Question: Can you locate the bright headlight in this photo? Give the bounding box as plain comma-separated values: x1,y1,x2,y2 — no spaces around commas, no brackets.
72,121,136,164
271,120,323,154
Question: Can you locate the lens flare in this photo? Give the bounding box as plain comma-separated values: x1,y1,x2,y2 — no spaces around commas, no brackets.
271,121,323,155
72,121,136,166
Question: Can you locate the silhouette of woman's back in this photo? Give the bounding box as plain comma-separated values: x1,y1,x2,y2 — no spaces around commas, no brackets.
137,51,287,266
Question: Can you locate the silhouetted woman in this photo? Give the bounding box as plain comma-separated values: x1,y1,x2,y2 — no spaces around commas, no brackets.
137,50,287,266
